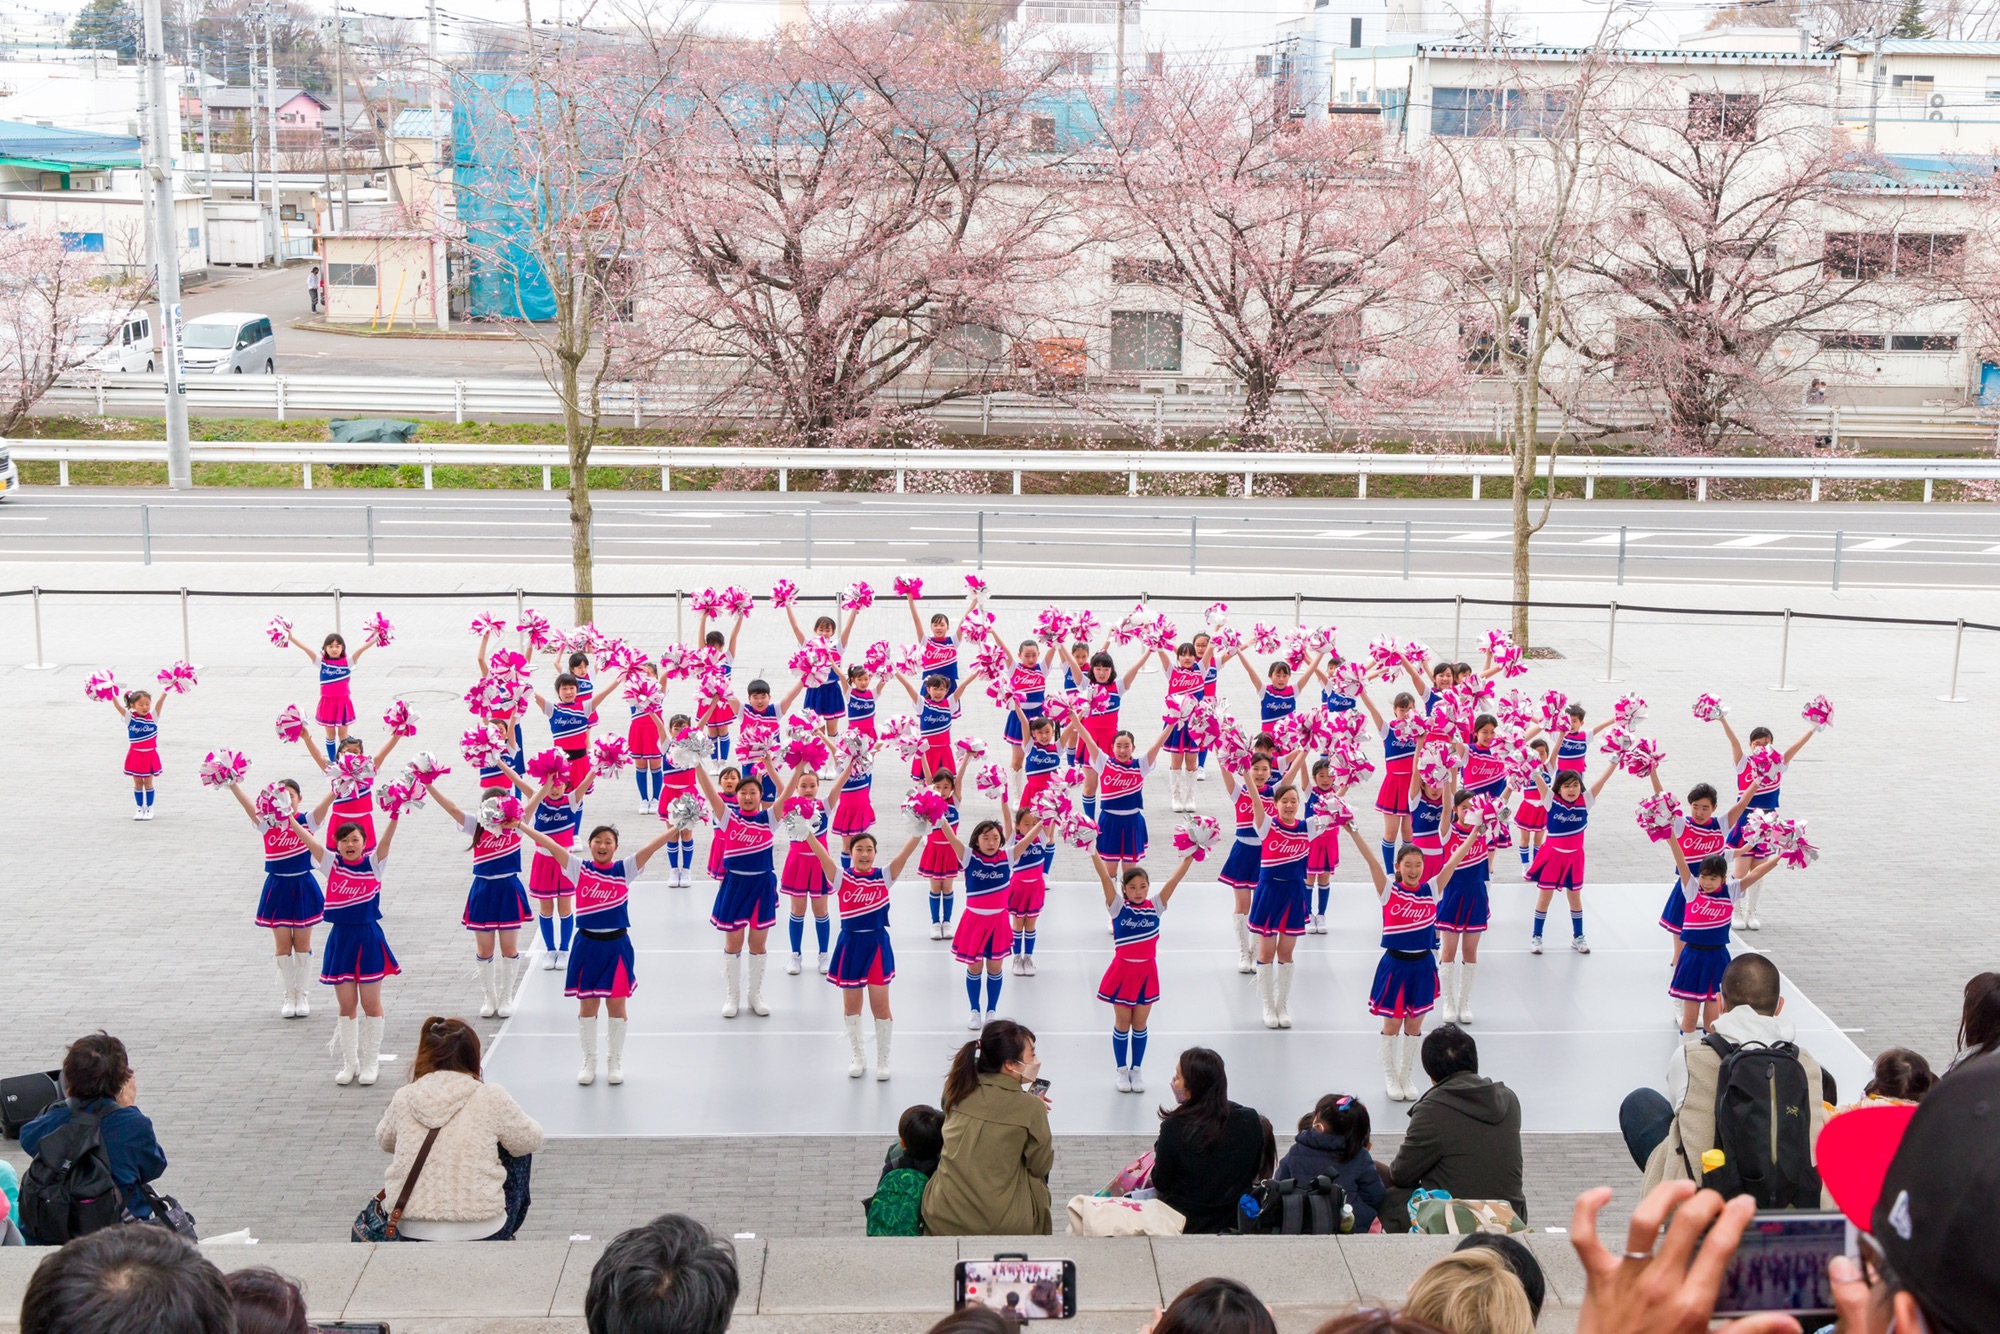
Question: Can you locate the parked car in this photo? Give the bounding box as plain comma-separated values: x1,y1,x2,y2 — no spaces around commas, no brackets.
0,441,18,502
74,312,155,373
180,312,276,375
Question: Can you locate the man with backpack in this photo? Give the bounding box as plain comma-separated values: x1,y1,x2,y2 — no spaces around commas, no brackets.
1622,952,1832,1208
18,1033,171,1244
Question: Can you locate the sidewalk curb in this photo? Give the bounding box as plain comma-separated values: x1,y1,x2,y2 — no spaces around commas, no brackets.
287,317,525,343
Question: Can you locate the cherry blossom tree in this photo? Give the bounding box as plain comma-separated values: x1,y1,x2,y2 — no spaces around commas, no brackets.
0,225,141,436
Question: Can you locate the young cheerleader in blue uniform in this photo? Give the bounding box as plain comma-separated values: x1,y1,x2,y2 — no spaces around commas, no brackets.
1075,723,1172,876
228,776,322,1019
801,826,924,1080
1087,849,1197,1094
105,687,167,819
298,810,402,1085
1217,753,1278,974
1246,751,1313,1030
693,760,778,1019
419,769,542,1020
1662,841,1782,1036
1522,759,1619,954
1345,826,1477,1102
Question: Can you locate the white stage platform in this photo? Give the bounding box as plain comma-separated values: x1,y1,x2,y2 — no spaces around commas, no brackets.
481,872,1870,1138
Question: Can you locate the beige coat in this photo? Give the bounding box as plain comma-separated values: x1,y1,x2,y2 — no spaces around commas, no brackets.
921,1074,1054,1236
376,1072,545,1223
1642,1016,1832,1207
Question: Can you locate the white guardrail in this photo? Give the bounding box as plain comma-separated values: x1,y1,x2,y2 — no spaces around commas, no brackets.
35,372,2000,447
9,437,2000,501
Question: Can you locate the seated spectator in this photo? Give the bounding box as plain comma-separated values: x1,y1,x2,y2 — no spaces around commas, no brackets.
1155,1277,1277,1334
1402,1247,1533,1334
1844,1047,1937,1110
929,1308,1015,1334
1948,969,1999,1072
922,1020,1053,1236
376,1017,544,1242
226,1267,310,1334
1451,1235,1543,1323
19,1226,234,1334
1275,1093,1387,1233
1618,954,1830,1203
883,1104,944,1180
1151,1047,1265,1235
1383,1025,1524,1233
585,1213,738,1334
1253,1113,1276,1183
19,1032,169,1236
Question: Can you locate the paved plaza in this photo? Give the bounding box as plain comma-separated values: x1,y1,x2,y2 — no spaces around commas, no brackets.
0,559,1990,1243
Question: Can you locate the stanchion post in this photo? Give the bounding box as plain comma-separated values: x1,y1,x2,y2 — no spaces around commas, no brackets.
181,587,194,666
1452,595,1463,660
1938,618,1969,703
1831,530,1844,591
804,509,814,571
24,585,54,668
1772,608,1797,691
675,590,684,643
976,510,984,571
141,503,152,565
333,588,343,637
1188,516,1197,576
1616,525,1627,587
365,505,376,566
1293,592,1302,626
515,588,525,633
1599,601,1619,683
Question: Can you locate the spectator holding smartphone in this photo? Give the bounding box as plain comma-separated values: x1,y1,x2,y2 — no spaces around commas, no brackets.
922,1020,1052,1236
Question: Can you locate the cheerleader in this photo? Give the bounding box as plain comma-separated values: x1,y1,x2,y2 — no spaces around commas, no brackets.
518,819,677,1085
831,735,879,856
1359,689,1419,879
296,811,401,1085
1522,759,1619,954
917,768,963,939
565,650,596,709
1663,840,1782,1035
695,612,745,763
418,771,542,1019
904,588,962,687
1059,647,1145,822
105,687,167,819
1232,654,1299,737
736,680,783,800
226,778,322,1018
628,668,666,813
527,756,596,969
997,639,1053,782
1246,751,1313,1030
1302,760,1347,935
779,754,856,976
472,625,531,771
1346,828,1477,1101
704,766,743,882
1406,749,1450,884
1076,724,1171,874
693,761,777,1018
1526,703,1614,776
1719,717,1816,908
1155,641,1212,813
295,731,402,853
1014,712,1062,808
1649,769,1754,964
1191,630,1220,780
938,805,1033,1029
890,670,978,779
654,714,700,885
786,604,858,737
1008,806,1056,976
1435,790,1498,1024
799,826,923,1080
1087,849,1197,1093
1301,650,1363,717
843,664,879,742
1511,737,1553,869
284,626,384,761
1458,716,1508,803
1217,753,1279,974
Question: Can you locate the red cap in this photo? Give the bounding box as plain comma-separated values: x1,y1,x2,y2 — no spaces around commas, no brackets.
1816,1102,1918,1230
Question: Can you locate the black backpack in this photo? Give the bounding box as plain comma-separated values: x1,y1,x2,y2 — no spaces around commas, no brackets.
19,1106,127,1244
1238,1174,1347,1235
1698,1033,1822,1209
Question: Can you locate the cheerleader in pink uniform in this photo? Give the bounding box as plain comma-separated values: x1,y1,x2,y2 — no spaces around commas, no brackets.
1718,717,1816,914
1649,768,1754,965
226,778,322,1019
1360,689,1420,880
904,587,963,688
1662,840,1782,1035
1217,753,1279,974
652,714,701,885
294,730,403,854
1088,849,1197,1094
1346,827,1477,1102
1511,738,1552,871
917,768,963,938
1014,713,1062,808
999,640,1056,785
843,664,879,742
1060,646,1145,823
419,770,543,1020
518,819,677,1086
1245,751,1313,1030
938,807,1028,1029
800,826,923,1080
1523,759,1619,955
298,811,402,1085
284,626,384,762
627,667,666,813
1156,641,1214,813
105,687,167,819
704,766,743,882
526,757,597,970
1302,760,1348,935
778,755,857,976
1008,806,1054,977
831,740,878,855
891,670,980,779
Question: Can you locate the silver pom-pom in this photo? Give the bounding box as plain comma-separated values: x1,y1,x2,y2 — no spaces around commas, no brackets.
665,794,703,829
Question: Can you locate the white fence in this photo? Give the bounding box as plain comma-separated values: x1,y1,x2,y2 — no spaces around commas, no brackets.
37,372,2000,447
8,437,2000,502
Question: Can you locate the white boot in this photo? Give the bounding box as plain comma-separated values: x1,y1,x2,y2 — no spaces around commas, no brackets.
332,1015,359,1085
1397,1032,1422,1101
844,1013,867,1078
496,955,520,1018
276,957,297,1018
357,1015,384,1085
746,953,770,1016
874,1018,893,1080
1743,883,1762,930
477,956,499,1018
1437,961,1460,1024
606,1017,626,1085
1256,963,1280,1029
1274,962,1295,1028
1381,1033,1407,1101
1457,961,1477,1023
577,1016,598,1085
1233,914,1255,974
292,955,312,1016
722,952,742,1018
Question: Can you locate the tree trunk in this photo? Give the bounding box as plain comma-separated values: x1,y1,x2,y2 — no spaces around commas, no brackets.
561,353,595,624
1237,363,1278,451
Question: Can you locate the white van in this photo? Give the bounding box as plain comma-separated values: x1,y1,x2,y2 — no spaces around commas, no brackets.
75,313,155,373
180,312,276,375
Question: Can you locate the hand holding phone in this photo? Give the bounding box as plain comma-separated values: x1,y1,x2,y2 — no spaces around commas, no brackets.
955,1257,1076,1320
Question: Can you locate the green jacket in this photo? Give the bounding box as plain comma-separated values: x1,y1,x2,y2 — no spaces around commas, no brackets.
920,1074,1054,1236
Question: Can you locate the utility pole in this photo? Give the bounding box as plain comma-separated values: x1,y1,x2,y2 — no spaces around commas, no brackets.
143,0,192,491
1865,29,1885,149
334,13,350,230
198,46,213,198
265,8,283,266
1114,0,1126,107
427,0,450,329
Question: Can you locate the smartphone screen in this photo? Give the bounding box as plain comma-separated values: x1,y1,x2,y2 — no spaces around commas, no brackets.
1028,1078,1051,1096
956,1259,1076,1320
1713,1212,1854,1319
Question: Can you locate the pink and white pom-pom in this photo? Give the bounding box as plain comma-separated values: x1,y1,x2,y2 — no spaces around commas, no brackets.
382,699,419,738
1389,716,1429,747
770,578,799,610
722,587,756,619
520,611,561,652
266,615,293,648
666,732,710,773
1294,710,1335,754
972,642,1010,682
1269,714,1306,756
1747,747,1786,784
960,609,998,645
1203,601,1230,629
1323,659,1363,698
890,643,925,677
974,763,1010,800
954,736,988,769
1538,689,1569,730
477,794,524,830
892,575,924,600
487,647,531,683
1781,831,1819,870
1327,743,1375,790
1140,616,1180,653
1109,604,1149,646
1481,628,1511,658
526,749,569,783
904,787,949,830
1598,725,1635,760
275,703,306,743
1281,629,1316,672
253,783,291,828
85,669,122,703
1183,703,1224,752
1633,790,1683,842
198,749,250,789
1613,693,1648,728
1319,795,1358,834
1494,641,1527,679
690,588,725,618
1054,763,1090,790
1496,690,1535,732
461,727,506,767
789,647,832,687
783,733,831,773
1366,636,1405,683
375,780,423,818
1209,625,1246,657
777,807,818,843
1028,787,1073,824
1216,727,1255,775
856,640,889,674
1043,690,1089,727
591,735,631,776
329,753,376,800
695,673,733,714
652,644,689,682
1466,794,1510,845
1327,707,1369,744
1173,815,1222,861
1057,812,1099,850
623,675,662,713
1621,737,1665,778
1801,694,1834,732
1068,609,1097,644
469,613,508,638
157,661,198,694
1249,623,1283,657
1691,692,1729,723
841,581,876,612
1416,743,1455,792
405,751,451,785
1032,606,1071,645
985,677,1019,711
965,574,989,597
362,611,394,647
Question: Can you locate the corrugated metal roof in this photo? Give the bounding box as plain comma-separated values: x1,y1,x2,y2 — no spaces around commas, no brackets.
0,117,141,168
1827,38,2000,55
1381,41,1831,61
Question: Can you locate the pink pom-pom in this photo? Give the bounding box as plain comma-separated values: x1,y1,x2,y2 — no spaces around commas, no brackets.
1041,690,1086,726
1365,637,1405,684
1801,694,1834,732
1055,763,1091,790
1497,690,1535,731
329,752,376,800
1140,615,1180,653
782,732,830,773
1621,737,1665,778
157,661,197,694
696,673,734,713
477,794,524,829
199,748,250,789
1058,812,1099,849
487,648,531,684
1109,604,1149,646
1204,602,1230,628
788,646,832,686
1481,628,1511,657
975,763,1009,799
1634,790,1683,842
965,574,989,596
862,640,893,674
1781,832,1819,870
1538,690,1569,730
267,615,292,647
1028,787,1073,824
520,611,561,652
1467,794,1510,848
690,588,725,618
469,613,508,637
382,699,419,738
1249,623,1283,656
985,677,1019,711
723,587,756,619
1032,606,1072,645
376,780,424,818
1327,741,1376,789
892,575,924,600
1404,640,1432,667
904,788,949,829
1071,610,1102,644
275,704,306,743
1389,716,1428,747
363,611,394,647
526,749,569,782
592,735,631,776
624,675,663,712
1691,693,1728,723
1598,725,1635,759
972,642,1009,683
1613,693,1647,727
841,581,876,611
960,609,998,645
405,751,450,785
85,669,122,703
954,736,987,769
771,578,799,610
461,727,506,767
253,782,291,828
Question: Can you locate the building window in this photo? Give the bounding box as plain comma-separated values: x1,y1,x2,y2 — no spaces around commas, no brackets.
186,226,199,249
1889,333,1958,351
59,231,105,253
1896,232,1965,278
1890,73,1935,101
1381,87,1407,132
1350,16,1363,46
1818,333,1885,351
1146,50,1165,76
1687,91,1758,141
1024,0,1115,21
1052,52,1097,78
1431,86,1566,138
1111,257,1182,286
1109,311,1183,372
934,322,1005,370
1462,316,1528,372
1255,54,1273,77
1824,232,1965,280
1030,115,1057,150
328,262,377,287
1987,76,2000,101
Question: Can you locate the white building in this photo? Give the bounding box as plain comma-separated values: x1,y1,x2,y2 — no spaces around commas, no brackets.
1823,38,2000,155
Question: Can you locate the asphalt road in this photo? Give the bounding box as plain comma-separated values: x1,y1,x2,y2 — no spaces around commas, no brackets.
9,490,2000,590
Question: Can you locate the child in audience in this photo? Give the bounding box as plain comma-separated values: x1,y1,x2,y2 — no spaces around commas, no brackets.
1275,1093,1387,1233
